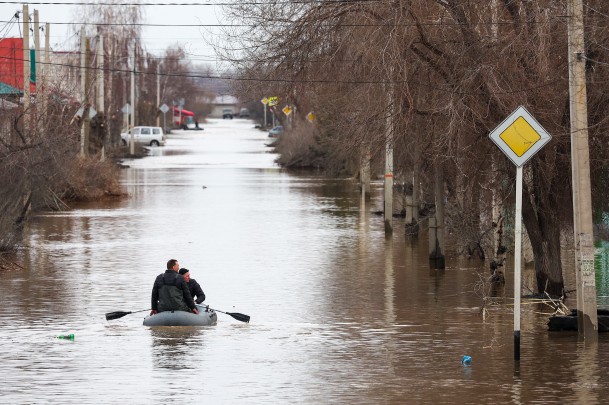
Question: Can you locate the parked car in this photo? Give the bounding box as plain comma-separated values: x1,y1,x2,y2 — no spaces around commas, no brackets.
268,125,284,138
239,108,250,118
222,108,234,119
120,126,166,147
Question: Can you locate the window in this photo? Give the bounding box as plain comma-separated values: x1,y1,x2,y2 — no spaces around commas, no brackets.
153,128,161,135
141,127,151,135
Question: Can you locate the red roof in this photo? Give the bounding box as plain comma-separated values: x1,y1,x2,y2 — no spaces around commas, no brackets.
171,106,194,116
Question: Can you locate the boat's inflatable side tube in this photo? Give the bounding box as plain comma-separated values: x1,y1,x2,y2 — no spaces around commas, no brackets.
143,305,217,326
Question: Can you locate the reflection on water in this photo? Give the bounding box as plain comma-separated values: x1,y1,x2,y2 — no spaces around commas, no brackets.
151,328,204,371
0,120,608,404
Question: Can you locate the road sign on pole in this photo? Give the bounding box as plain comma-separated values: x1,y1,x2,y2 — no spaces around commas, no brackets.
489,106,551,167
489,105,552,362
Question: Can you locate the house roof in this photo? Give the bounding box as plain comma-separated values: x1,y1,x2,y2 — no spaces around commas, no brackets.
0,81,22,96
212,95,239,105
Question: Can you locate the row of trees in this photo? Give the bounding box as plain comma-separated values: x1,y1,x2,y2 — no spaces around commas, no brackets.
0,2,212,252
222,0,609,296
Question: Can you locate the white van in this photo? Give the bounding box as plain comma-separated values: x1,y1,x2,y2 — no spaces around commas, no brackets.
120,126,166,147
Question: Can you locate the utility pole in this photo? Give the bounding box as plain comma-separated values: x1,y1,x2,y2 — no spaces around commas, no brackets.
80,29,91,156
33,9,40,129
97,28,105,160
567,0,598,339
129,44,135,155
42,22,49,123
22,5,30,131
156,63,160,127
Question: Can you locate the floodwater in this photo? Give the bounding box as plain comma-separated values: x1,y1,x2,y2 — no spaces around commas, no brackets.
1,119,608,404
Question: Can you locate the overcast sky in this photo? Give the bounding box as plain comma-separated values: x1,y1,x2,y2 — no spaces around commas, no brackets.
0,1,225,67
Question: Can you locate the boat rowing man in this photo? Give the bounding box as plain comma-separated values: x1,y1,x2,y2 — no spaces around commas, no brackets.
150,259,198,316
178,268,206,304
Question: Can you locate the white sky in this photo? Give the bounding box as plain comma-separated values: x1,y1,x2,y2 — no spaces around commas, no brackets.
0,1,226,68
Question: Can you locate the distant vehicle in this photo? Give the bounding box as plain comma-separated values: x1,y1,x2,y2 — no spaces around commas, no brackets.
239,108,250,118
268,125,284,138
172,107,197,129
121,126,166,147
222,108,234,119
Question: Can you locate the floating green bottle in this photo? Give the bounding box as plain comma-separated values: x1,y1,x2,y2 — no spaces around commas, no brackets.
57,334,75,340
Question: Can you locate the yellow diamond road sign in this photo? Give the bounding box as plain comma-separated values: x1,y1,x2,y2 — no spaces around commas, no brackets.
489,106,551,167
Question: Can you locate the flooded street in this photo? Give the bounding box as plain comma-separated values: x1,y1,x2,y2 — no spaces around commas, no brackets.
1,119,608,404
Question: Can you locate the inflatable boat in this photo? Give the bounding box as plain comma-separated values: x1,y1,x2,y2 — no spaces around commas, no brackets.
143,304,217,326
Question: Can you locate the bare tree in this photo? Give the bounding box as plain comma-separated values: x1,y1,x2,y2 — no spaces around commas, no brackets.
220,0,609,297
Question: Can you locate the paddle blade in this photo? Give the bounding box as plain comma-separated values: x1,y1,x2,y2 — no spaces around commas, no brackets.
105,311,132,321
227,312,250,323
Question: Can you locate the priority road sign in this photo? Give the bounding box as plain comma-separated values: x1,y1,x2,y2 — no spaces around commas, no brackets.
489,106,551,167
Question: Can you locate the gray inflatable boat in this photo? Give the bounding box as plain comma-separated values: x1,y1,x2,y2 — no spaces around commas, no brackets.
143,305,217,326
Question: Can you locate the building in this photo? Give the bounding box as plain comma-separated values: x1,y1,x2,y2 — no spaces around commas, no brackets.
209,94,239,118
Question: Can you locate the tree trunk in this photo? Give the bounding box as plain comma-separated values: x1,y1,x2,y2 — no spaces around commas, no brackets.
521,183,564,296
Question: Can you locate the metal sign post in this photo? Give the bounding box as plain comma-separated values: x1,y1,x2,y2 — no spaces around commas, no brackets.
489,106,552,362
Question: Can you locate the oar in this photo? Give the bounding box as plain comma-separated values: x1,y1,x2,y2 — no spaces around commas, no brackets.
205,306,250,323
105,309,150,321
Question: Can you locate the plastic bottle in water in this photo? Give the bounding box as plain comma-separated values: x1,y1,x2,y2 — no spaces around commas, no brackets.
461,355,472,365
57,334,75,340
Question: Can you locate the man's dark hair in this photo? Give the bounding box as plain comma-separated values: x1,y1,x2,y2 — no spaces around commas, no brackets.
167,259,178,269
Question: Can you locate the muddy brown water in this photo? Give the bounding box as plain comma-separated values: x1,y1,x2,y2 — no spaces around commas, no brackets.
1,119,608,404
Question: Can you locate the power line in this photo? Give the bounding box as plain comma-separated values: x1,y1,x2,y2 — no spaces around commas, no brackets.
0,19,560,28
0,53,563,95
0,0,383,6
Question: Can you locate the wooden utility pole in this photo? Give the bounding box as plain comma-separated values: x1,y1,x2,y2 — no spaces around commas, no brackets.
22,5,30,130
567,0,598,339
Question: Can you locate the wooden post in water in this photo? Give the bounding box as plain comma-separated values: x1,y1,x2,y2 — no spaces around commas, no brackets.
429,162,445,268
360,148,370,200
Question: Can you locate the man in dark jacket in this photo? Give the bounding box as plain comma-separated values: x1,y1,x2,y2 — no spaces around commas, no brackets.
150,259,198,315
179,268,206,304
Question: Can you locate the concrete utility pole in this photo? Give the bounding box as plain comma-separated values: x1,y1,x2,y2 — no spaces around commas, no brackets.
129,44,135,155
42,22,49,122
79,30,91,156
97,29,105,160
33,9,39,129
567,0,598,339
22,5,30,130
156,63,160,127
